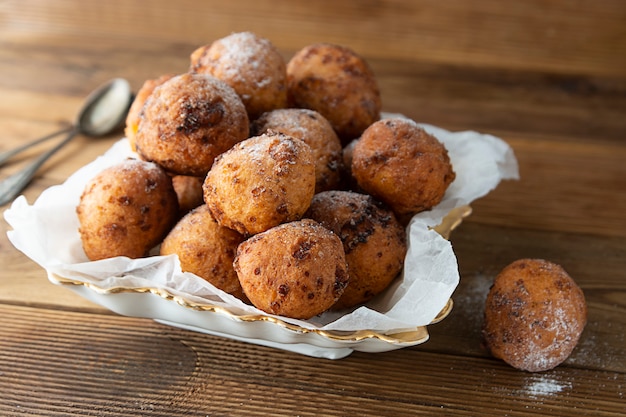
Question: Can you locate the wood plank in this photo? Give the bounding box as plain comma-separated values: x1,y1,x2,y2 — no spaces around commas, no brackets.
1,222,624,373
0,0,624,415
376,60,626,143
1,32,624,143
4,42,625,143
430,222,626,373
1,304,624,416
3,0,625,77
0,36,624,237
468,136,626,238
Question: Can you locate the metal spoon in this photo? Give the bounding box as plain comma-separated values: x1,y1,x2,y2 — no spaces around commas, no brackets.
0,126,73,167
0,78,133,206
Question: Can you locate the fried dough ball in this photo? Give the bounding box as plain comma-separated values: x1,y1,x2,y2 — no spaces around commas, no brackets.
251,108,343,192
124,74,174,151
305,191,407,309
482,259,587,372
160,204,246,300
234,219,350,319
286,43,381,143
135,72,249,177
203,132,315,236
77,159,179,261
351,118,456,217
190,31,287,120
171,175,204,215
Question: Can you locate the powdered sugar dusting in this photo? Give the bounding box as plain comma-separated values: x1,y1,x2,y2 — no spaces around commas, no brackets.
515,304,578,372
215,32,275,86
237,135,271,164
567,318,626,370
523,374,572,398
452,272,492,331
117,158,161,173
254,109,314,140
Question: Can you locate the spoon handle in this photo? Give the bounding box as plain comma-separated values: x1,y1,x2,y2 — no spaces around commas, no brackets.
0,129,78,206
0,126,74,168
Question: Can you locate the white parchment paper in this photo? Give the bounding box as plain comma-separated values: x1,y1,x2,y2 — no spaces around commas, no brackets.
4,120,519,332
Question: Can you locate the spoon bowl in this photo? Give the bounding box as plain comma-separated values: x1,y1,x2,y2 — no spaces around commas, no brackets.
76,78,133,137
0,78,133,206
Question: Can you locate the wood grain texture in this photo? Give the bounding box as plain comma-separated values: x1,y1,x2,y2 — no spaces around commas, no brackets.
3,0,625,76
1,304,624,416
0,1,625,415
437,223,626,373
1,38,624,237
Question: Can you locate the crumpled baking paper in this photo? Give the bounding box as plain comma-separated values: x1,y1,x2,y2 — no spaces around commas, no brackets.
4,119,519,332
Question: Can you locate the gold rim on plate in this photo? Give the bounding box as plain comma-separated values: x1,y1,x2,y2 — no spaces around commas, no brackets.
48,205,472,346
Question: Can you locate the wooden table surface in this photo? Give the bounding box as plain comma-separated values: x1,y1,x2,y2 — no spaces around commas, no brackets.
1,1,625,415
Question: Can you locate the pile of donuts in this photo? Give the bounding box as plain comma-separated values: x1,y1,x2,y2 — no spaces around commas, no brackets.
77,31,455,316
76,32,586,371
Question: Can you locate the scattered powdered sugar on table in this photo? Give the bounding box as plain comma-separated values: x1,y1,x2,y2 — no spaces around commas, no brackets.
451,272,493,334
523,374,572,398
569,320,626,370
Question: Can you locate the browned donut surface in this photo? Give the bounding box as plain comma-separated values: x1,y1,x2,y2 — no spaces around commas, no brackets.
351,118,456,217
203,132,315,236
287,43,381,143
305,190,407,310
234,219,349,319
190,31,287,120
160,204,246,300
482,259,587,372
124,74,174,151
171,175,204,215
135,73,249,177
77,159,179,260
251,108,343,192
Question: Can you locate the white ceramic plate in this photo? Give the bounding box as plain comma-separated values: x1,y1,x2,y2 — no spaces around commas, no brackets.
48,270,456,359
46,206,468,360
48,206,471,359
6,119,518,359
42,206,471,359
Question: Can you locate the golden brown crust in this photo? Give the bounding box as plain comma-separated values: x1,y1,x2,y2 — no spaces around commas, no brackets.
160,204,246,300
76,159,179,260
286,43,381,143
124,74,175,151
135,73,249,177
305,190,407,309
171,175,204,215
234,219,349,319
190,32,287,120
351,118,456,217
203,132,316,236
482,259,587,372
250,108,343,192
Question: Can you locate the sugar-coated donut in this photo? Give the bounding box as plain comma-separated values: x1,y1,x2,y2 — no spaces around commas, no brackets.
124,74,174,152
250,108,343,192
160,204,246,300
234,219,350,319
203,132,315,236
171,175,204,215
287,43,381,143
351,118,455,218
482,259,587,372
77,159,179,260
135,73,249,177
190,31,287,120
305,190,407,309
